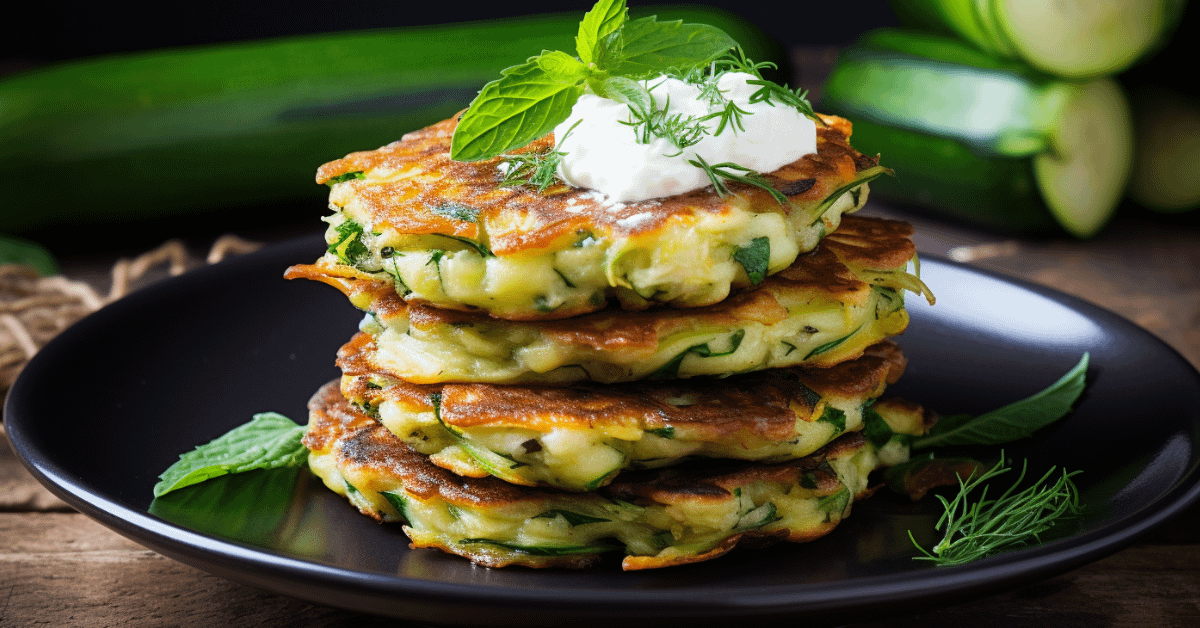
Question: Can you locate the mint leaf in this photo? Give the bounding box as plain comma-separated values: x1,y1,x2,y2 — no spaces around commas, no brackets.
596,75,652,111
576,0,626,66
913,353,1089,450
451,59,586,161
733,237,770,285
610,16,737,78
153,413,308,497
536,50,589,83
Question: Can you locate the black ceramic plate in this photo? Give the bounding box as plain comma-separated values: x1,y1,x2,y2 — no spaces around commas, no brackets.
7,235,1200,627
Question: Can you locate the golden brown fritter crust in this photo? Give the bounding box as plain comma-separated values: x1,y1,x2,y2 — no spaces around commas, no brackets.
315,114,874,256
337,333,906,440
285,215,914,351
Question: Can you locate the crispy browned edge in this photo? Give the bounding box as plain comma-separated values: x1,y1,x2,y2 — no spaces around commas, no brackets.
338,332,905,439
306,380,884,570
315,114,875,257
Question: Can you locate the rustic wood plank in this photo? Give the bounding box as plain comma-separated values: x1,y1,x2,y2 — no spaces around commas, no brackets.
0,514,407,627
3,513,1200,627
855,545,1200,628
0,426,70,512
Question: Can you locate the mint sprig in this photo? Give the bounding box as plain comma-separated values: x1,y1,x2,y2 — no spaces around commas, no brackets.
153,412,308,497
450,0,737,161
912,353,1089,450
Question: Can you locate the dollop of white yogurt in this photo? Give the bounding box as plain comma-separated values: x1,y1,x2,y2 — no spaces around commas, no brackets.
554,72,817,203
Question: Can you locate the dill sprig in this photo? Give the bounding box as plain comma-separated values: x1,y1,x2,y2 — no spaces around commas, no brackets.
688,154,788,205
497,121,581,191
911,455,1082,566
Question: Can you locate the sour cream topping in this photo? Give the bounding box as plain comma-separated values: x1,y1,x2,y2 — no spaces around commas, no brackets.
553,72,817,203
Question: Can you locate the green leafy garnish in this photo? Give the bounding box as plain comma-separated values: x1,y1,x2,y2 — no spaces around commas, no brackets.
649,329,746,379
810,165,893,225
534,509,611,526
912,354,1089,450
804,325,863,359
911,456,1081,566
459,538,620,556
153,413,307,497
430,202,480,223
689,154,788,205
732,236,770,285
817,406,847,433
817,487,851,517
451,0,736,161
648,426,676,439
0,235,59,276
325,171,364,187
862,404,899,449
328,220,369,265
381,491,409,522
498,120,581,192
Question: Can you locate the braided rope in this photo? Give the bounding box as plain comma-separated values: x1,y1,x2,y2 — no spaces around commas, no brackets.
0,235,262,392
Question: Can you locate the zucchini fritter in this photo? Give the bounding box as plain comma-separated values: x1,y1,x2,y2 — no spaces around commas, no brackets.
339,334,927,491
304,381,926,570
287,215,934,385
308,114,884,320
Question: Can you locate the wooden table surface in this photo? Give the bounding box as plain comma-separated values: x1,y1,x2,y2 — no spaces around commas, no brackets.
3,203,1199,627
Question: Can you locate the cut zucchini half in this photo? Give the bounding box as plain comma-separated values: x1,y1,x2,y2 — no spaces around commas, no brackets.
993,0,1173,79
1033,79,1133,238
891,0,1177,79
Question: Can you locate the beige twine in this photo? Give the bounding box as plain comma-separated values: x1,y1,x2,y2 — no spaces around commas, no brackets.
0,235,262,392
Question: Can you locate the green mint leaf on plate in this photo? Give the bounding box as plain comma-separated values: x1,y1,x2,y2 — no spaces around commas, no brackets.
576,0,627,66
451,59,586,161
153,412,308,497
733,236,770,285
609,16,738,78
912,353,1089,450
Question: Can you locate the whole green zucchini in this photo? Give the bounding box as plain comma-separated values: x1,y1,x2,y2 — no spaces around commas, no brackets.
821,29,1133,238
0,7,780,233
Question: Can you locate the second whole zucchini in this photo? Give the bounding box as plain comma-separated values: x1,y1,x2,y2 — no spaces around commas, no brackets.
821,29,1134,238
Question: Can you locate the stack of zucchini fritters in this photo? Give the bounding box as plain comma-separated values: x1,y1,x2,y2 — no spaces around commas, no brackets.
287,113,935,570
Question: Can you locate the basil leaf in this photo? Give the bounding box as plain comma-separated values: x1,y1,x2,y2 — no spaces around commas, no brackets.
576,0,626,66
153,412,307,497
913,353,1089,450
610,16,737,78
733,237,770,285
451,59,586,162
